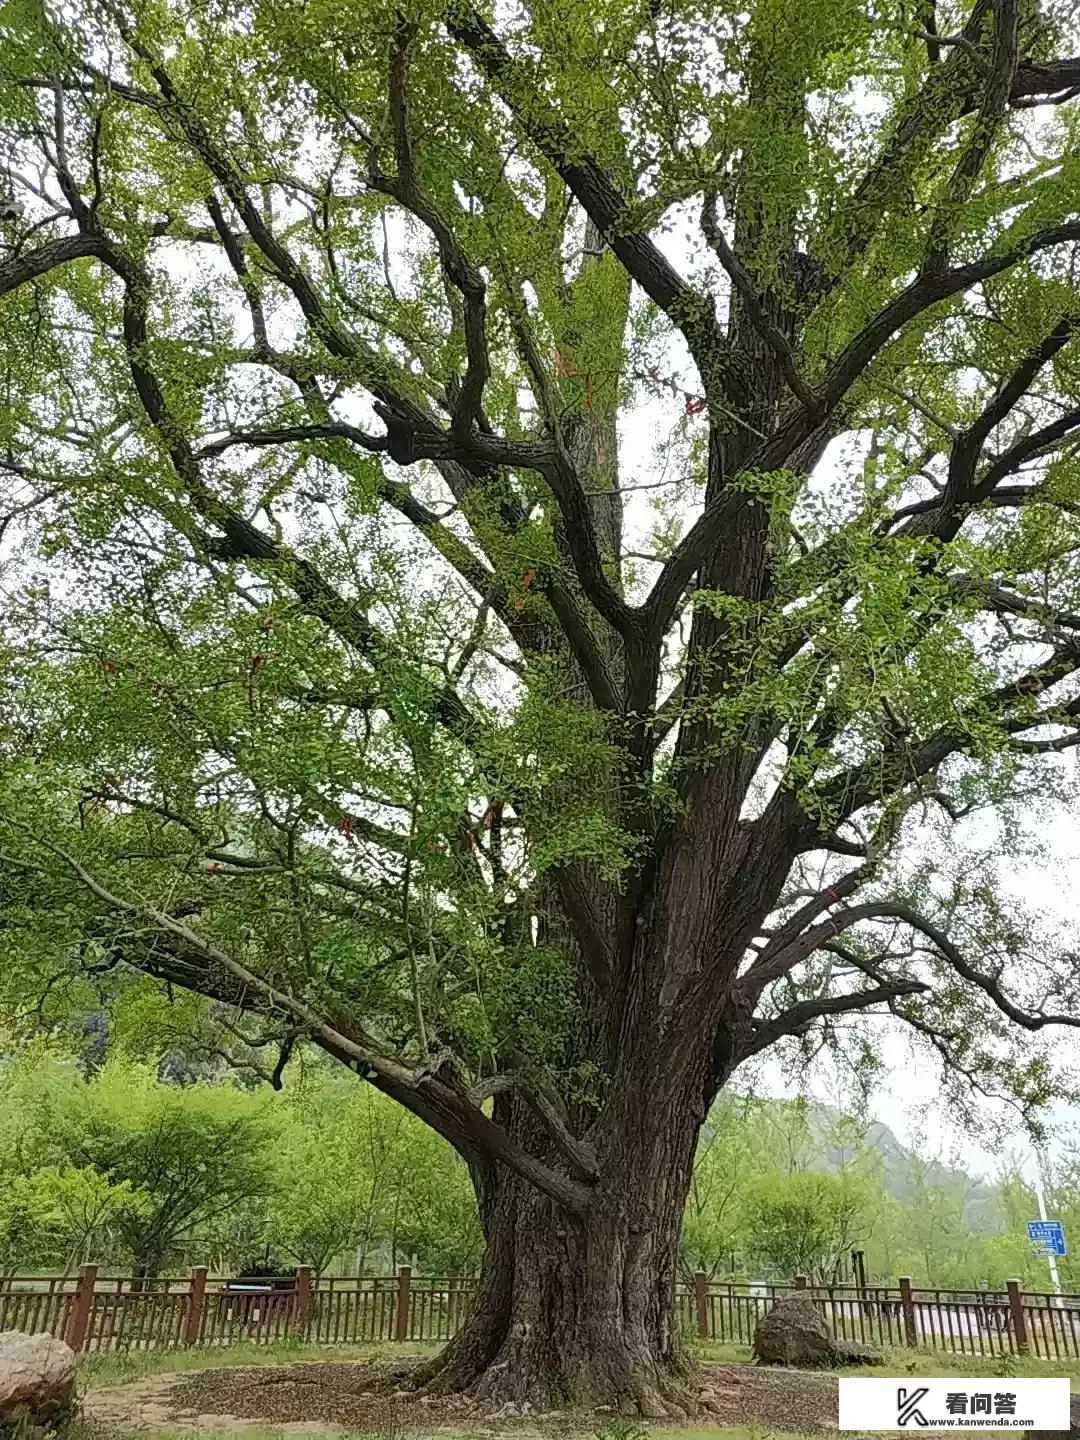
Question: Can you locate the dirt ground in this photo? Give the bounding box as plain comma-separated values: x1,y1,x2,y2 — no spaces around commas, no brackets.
83,1357,842,1435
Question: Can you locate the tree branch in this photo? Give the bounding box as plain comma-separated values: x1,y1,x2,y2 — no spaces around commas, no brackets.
1005,55,1080,105
642,219,1080,638
815,637,1080,822
701,192,822,411
847,902,1080,1032
369,22,490,437
920,0,1019,276
739,864,876,995
0,231,110,295
8,820,592,1216
905,313,1080,541
746,977,929,1054
747,894,1080,1035
447,7,745,404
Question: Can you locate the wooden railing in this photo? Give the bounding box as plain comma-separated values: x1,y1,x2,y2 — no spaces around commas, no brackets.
3,1266,1079,1359
684,1273,1080,1360
0,1266,480,1353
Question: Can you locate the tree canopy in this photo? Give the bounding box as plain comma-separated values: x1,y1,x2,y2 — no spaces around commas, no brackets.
2,0,1080,1409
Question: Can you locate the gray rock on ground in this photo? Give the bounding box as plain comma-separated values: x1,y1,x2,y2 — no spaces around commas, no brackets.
829,1339,881,1366
752,1293,881,1368
0,1331,77,1434
753,1293,836,1366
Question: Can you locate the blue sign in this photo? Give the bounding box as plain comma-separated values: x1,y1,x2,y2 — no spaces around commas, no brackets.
1027,1220,1066,1256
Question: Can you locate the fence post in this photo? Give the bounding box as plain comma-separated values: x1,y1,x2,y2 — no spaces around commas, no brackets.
899,1276,918,1348
694,1271,709,1339
293,1267,313,1337
64,1263,98,1353
1007,1279,1029,1355
394,1265,411,1342
852,1250,868,1292
853,1250,871,1316
794,1274,808,1291
182,1266,208,1346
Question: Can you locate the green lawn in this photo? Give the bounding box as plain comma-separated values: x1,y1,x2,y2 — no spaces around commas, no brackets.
78,1338,436,1390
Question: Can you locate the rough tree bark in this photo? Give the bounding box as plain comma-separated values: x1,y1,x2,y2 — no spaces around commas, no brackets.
415,848,792,1413
421,1079,705,1414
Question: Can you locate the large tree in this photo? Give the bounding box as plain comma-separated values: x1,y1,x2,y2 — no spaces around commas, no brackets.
3,0,1080,1413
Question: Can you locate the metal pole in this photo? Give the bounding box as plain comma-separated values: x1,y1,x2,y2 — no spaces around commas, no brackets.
1033,1144,1062,1302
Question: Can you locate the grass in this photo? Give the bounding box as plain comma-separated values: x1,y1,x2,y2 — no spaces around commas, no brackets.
78,1338,436,1390
75,1338,1080,1440
694,1337,1080,1381
853,1345,1080,1381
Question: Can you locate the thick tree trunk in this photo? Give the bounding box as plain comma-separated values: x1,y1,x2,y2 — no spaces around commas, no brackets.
425,1181,694,1415
420,1076,705,1416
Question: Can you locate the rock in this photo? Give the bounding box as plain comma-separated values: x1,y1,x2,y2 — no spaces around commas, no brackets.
828,1340,882,1367
753,1295,883,1368
0,1331,76,1434
754,1292,837,1367
1026,1392,1080,1440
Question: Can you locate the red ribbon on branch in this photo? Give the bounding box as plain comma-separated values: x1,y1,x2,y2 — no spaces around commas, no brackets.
644,366,707,415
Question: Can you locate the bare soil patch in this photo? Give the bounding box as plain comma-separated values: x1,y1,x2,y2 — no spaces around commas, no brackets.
85,1357,842,1434
699,1364,838,1431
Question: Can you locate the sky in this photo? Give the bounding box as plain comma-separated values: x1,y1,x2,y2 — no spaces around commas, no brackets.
4,17,1079,1228
758,800,1080,1186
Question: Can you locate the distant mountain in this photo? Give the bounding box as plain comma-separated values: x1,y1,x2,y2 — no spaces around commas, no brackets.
747,1098,1000,1231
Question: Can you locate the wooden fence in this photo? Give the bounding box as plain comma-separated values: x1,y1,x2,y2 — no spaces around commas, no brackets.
681,1274,1080,1361
0,1266,479,1353
4,1266,1080,1360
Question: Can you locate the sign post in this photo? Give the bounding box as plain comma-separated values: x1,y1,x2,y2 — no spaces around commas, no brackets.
1026,1219,1065,1303
1029,1142,1064,1306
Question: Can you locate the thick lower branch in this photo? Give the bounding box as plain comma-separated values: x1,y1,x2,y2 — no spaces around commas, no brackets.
8,819,593,1216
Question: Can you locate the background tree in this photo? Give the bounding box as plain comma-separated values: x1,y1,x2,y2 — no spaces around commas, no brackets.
992,1142,1080,1292
267,1073,480,1274
679,1094,759,1280
742,1168,874,1283
0,1038,482,1278
391,1116,484,1274
0,1180,56,1283
35,1059,278,1281
5,1167,139,1274
268,1079,397,1276
2,0,1080,1413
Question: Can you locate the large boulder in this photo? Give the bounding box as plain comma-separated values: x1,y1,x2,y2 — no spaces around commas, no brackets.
0,1332,76,1434
753,1292,836,1367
